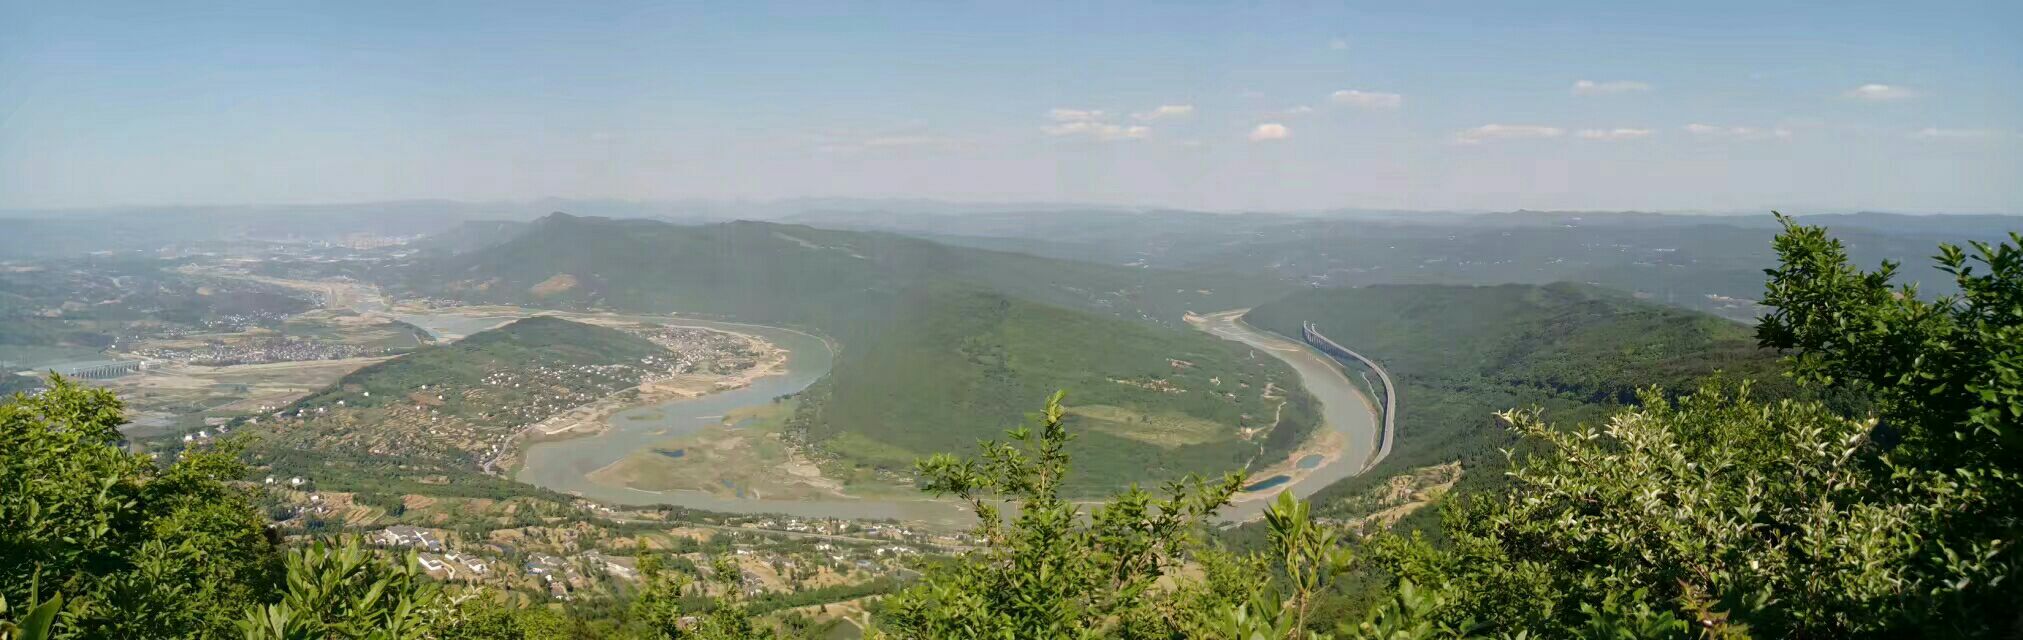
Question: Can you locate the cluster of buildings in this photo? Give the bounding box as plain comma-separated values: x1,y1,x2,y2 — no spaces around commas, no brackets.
131,337,378,366
192,310,300,333
332,511,947,603
417,552,493,581
373,525,446,551
733,515,978,550
629,326,763,373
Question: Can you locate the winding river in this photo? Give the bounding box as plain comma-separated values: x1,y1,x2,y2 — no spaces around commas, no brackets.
510,310,1382,525
1193,310,1385,521
513,318,978,526
367,299,1382,525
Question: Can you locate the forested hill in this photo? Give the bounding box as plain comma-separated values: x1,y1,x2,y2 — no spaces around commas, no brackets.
391,212,1291,335
797,285,1321,496
291,316,670,414
1243,282,1784,522
246,317,675,494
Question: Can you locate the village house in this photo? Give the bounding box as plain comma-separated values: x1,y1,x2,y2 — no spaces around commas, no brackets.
373,525,444,551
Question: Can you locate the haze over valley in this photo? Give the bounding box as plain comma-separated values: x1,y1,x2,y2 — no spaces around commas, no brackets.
4,2,2020,638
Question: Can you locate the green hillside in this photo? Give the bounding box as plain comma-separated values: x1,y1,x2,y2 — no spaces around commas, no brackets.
248,317,674,493
798,286,1321,496
1242,282,1785,522
394,213,1290,335
291,315,670,416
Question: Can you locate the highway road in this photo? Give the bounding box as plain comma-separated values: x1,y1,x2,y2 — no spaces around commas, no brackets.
1190,309,1388,521
1302,322,1396,468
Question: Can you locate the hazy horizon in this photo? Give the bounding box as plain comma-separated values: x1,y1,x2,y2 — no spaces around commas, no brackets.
1,195,2017,220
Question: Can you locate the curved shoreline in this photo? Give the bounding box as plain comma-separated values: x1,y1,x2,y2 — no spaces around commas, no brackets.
1300,322,1397,470
1188,309,1387,522
511,315,978,526
388,301,1382,526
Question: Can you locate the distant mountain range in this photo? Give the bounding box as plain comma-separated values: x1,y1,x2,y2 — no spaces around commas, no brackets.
390,212,1291,333
6,198,2010,262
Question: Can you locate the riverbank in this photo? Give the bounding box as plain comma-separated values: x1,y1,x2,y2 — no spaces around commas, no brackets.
1187,309,1385,522
525,327,789,441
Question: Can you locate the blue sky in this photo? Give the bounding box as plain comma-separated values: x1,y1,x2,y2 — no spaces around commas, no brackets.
2,1,2019,212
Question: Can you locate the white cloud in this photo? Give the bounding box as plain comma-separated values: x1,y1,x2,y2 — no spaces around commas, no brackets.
1132,104,1195,121
1042,120,1150,141
1329,89,1403,110
1575,128,1654,141
1452,124,1564,145
1684,123,1793,140
1571,80,1652,96
1845,84,1918,101
1248,123,1290,142
1041,108,1149,141
1911,127,2010,140
1329,37,1349,50
1273,105,1316,118
1048,108,1105,122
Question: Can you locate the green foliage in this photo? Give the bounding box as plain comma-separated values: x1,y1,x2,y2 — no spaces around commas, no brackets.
0,576,63,640
878,391,1244,639
1374,385,1982,636
809,287,1317,494
239,538,445,640
1203,493,1358,640
434,604,572,640
1,375,281,639
1290,218,2022,638
1758,215,2023,486
1754,215,2023,633
1244,282,1786,522
630,549,776,640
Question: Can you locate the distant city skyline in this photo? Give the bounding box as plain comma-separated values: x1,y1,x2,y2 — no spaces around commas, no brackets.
3,1,2019,213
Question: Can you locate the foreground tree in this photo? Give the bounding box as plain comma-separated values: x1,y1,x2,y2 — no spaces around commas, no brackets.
1368,385,1984,636
1196,492,1359,640
876,391,1244,639
1347,218,2023,637
239,538,446,639
631,550,775,640
0,377,553,640
0,376,281,638
1757,215,2022,626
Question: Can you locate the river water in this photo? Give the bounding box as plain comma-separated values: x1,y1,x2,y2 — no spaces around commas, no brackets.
512,318,972,526
1193,310,1383,522
359,296,1378,525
